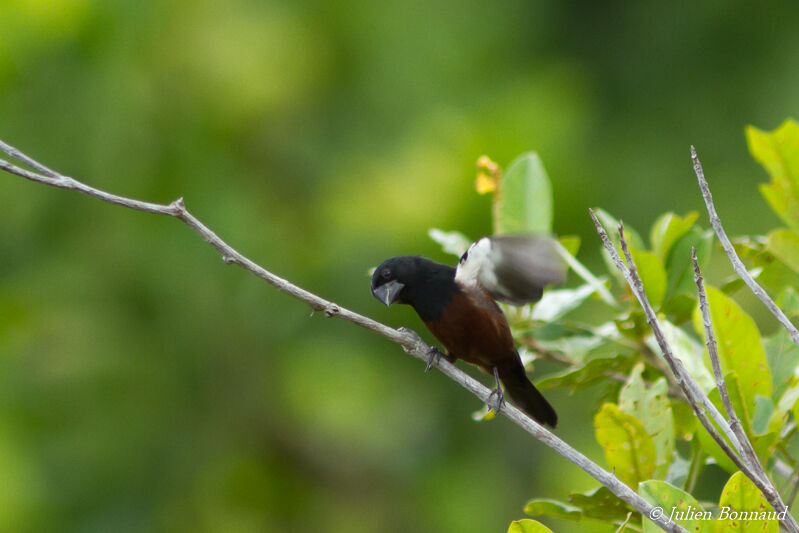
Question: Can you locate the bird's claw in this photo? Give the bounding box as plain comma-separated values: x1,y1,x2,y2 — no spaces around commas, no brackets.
425,347,444,372
486,387,506,414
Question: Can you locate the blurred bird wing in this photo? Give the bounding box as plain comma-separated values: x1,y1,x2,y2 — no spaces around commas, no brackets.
455,235,566,306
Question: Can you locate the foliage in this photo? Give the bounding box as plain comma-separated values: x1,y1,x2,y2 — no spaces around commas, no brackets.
425,122,799,531
2,3,799,531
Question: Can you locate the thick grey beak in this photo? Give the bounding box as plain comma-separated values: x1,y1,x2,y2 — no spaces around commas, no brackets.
372,280,405,306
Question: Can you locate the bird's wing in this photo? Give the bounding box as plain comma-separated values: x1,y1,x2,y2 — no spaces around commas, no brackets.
454,235,566,306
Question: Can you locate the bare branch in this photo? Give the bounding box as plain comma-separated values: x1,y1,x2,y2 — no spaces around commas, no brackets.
692,247,785,493
590,210,797,532
692,249,754,462
0,139,687,533
692,146,799,345
590,210,744,458
690,152,799,531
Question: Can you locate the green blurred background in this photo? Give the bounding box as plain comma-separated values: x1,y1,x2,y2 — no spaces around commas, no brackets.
1,1,799,532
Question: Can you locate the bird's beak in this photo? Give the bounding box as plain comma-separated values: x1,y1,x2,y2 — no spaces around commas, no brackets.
372,280,405,306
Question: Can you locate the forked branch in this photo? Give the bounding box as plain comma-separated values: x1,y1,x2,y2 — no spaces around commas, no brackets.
0,138,686,533
692,146,799,345
589,144,799,531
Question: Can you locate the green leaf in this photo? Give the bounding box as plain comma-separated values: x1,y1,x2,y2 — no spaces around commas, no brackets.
646,320,715,393
777,286,799,316
639,480,710,533
764,328,799,398
757,258,799,300
593,208,646,250
751,431,779,466
695,374,747,474
537,355,635,392
671,401,698,440
665,227,713,299
714,471,778,532
495,153,552,234
507,519,553,533
529,322,622,364
594,403,656,488
765,229,799,274
784,379,799,433
751,396,774,435
619,364,675,477
523,499,582,522
661,293,701,326
428,228,472,257
531,284,596,322
748,119,799,232
692,287,772,413
525,487,632,524
567,486,632,522
593,208,645,281
627,248,667,309
767,377,799,434
695,373,778,472
650,211,699,262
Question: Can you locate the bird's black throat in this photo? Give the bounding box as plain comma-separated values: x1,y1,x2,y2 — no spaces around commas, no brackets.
401,258,459,322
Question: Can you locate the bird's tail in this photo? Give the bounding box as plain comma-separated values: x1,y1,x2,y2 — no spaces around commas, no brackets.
496,357,557,428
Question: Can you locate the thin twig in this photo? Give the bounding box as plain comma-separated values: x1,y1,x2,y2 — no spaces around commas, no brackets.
692,146,799,345
692,248,772,486
692,249,752,456
591,210,744,459
0,139,687,533
591,210,796,532
691,148,798,531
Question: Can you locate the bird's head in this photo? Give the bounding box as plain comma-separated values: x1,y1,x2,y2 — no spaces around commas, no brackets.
370,256,422,306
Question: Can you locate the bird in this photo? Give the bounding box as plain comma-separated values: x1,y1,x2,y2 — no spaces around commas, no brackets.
370,235,566,427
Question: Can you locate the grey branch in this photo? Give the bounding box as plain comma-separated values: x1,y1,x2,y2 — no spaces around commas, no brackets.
692,146,799,345
590,211,744,458
690,148,799,531
692,250,752,458
0,139,686,533
693,249,797,527
589,205,797,531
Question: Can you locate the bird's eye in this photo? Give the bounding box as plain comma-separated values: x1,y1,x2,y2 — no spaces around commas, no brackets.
381,268,391,279
459,250,469,264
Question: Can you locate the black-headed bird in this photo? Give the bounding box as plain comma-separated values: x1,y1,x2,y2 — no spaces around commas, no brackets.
371,235,565,427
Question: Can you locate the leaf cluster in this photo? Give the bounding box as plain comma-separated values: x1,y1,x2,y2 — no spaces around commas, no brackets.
432,121,799,532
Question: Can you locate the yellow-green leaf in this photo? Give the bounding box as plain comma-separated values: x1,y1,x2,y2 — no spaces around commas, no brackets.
508,519,553,533
650,211,699,262
619,364,675,477
568,486,632,522
748,119,799,231
494,152,552,235
766,229,799,274
665,228,713,299
594,403,656,488
692,287,771,413
647,320,715,393
639,480,710,533
714,471,779,532
523,500,582,522
628,248,667,309
696,373,750,473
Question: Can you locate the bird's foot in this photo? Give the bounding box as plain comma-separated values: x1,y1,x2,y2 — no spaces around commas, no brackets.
425,347,444,372
486,387,506,414
487,366,505,414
